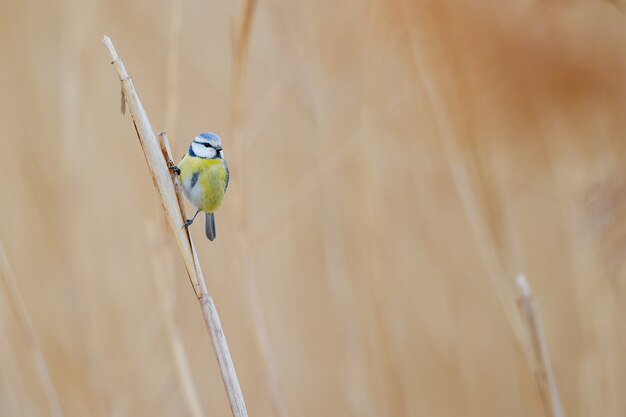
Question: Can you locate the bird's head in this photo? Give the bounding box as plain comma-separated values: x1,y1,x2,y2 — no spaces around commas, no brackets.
189,132,224,159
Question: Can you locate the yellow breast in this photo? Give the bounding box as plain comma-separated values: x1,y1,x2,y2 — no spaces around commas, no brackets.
178,155,228,213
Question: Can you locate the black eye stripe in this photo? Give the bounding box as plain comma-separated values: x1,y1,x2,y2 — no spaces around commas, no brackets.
194,141,221,154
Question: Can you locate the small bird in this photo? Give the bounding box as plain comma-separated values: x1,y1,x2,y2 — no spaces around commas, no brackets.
170,132,229,241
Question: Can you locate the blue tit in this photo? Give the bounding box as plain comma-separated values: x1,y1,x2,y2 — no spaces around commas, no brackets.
170,132,229,241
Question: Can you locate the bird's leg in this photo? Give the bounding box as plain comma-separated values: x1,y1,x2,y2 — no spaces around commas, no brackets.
183,209,201,228
167,160,180,175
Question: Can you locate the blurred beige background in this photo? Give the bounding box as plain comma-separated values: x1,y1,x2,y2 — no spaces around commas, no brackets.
1,0,626,416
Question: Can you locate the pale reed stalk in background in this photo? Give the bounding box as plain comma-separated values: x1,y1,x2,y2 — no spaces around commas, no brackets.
400,22,527,346
164,0,182,133
517,275,565,417
321,180,374,417
248,95,406,246
404,34,564,417
358,3,407,415
230,0,257,134
397,3,564,416
229,2,290,417
102,36,248,417
0,240,65,417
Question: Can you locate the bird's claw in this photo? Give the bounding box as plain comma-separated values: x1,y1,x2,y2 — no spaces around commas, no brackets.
168,162,181,175
182,219,193,229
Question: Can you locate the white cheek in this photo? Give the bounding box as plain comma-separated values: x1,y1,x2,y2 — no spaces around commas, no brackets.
191,143,204,157
191,143,216,158
219,150,224,159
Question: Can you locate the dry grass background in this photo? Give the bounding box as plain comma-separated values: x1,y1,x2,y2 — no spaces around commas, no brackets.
1,0,626,416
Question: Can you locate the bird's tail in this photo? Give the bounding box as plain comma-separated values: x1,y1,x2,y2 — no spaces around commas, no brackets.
205,212,216,241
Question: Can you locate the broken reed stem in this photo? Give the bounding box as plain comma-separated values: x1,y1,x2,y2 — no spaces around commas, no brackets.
0,240,65,417
516,275,564,417
157,132,187,220
102,35,248,417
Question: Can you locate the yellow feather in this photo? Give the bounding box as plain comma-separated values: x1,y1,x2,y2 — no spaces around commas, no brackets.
178,154,227,213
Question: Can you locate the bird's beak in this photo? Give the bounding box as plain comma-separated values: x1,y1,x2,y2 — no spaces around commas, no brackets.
215,146,223,151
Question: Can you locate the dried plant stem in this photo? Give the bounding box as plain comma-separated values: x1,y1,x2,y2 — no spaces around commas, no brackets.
230,0,257,136
102,36,248,417
164,0,182,132
229,3,289,416
241,252,290,417
517,275,564,417
398,8,564,415
0,240,65,417
401,28,526,344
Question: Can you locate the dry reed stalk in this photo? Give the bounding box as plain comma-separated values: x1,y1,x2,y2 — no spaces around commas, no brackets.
0,240,65,417
357,5,408,415
403,38,526,343
516,275,565,417
397,0,531,352
228,3,290,417
397,6,566,415
248,94,406,245
321,184,374,417
164,0,182,133
230,0,257,137
102,36,248,417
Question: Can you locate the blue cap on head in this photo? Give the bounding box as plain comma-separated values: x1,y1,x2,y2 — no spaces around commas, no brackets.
193,132,222,147
197,132,221,142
